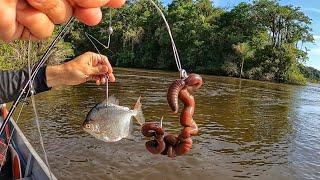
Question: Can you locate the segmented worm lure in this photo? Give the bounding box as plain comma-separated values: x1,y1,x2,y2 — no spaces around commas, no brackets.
140,0,203,158
141,73,203,157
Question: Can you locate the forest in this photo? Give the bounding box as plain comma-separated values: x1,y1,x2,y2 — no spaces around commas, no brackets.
0,0,319,84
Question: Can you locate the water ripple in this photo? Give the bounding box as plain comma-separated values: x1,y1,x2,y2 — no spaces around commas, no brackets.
10,68,320,180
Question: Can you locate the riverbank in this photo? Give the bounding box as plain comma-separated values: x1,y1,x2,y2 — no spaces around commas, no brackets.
113,66,319,86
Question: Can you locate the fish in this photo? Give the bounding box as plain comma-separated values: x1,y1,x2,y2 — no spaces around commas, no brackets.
83,96,145,142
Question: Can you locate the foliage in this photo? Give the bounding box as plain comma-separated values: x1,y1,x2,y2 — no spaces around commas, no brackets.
1,0,319,85
232,43,251,78
0,29,74,71
285,64,307,85
299,65,320,83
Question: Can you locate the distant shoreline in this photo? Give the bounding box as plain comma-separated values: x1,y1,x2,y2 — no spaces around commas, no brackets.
113,67,319,86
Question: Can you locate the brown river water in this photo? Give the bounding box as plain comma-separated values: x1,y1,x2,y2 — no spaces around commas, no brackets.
12,68,320,180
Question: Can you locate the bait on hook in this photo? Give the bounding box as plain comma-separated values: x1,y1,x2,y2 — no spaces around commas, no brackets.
142,74,203,157
141,0,204,158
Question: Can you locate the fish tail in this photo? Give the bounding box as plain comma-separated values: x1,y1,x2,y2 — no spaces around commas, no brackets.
133,96,145,125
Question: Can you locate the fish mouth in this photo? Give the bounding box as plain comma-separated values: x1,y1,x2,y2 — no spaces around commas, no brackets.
82,123,98,138
82,124,106,141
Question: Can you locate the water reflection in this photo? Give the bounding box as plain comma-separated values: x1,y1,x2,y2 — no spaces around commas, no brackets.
11,68,320,179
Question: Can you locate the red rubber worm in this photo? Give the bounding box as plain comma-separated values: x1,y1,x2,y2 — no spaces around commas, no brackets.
142,73,203,157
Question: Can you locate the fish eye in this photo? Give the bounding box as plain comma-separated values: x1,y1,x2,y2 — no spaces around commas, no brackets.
85,124,91,129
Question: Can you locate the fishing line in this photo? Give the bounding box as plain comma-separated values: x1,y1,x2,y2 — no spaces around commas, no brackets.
0,94,30,173
30,18,75,81
85,8,114,100
27,37,54,180
84,32,110,101
106,76,109,101
85,8,114,51
85,32,111,50
107,8,113,48
0,18,74,178
160,116,163,128
30,91,53,180
146,1,190,132
0,39,33,173
0,17,75,137
148,0,184,77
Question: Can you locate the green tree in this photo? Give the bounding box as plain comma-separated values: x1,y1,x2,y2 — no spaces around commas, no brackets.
0,29,74,71
64,0,318,85
232,43,251,78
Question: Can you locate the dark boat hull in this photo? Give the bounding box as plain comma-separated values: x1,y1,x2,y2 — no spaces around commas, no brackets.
0,104,57,180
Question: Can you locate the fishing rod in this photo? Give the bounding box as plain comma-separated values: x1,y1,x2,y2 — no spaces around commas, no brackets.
0,17,75,137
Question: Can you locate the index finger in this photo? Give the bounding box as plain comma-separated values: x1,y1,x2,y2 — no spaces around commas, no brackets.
71,0,110,8
71,0,125,8
17,6,54,39
99,55,113,74
105,0,125,8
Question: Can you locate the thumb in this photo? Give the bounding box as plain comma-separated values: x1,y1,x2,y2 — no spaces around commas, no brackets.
0,0,19,42
89,65,108,75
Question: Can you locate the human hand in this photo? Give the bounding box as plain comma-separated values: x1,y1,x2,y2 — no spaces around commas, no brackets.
0,0,125,42
46,52,115,87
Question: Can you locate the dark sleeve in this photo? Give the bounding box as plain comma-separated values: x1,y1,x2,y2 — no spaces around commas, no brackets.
0,66,51,104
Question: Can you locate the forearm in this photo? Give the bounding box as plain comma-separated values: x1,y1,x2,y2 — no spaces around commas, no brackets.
0,66,51,104
46,64,81,87
46,64,67,87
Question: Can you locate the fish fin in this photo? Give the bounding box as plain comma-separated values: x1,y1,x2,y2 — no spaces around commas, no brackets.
129,118,133,135
103,95,119,105
132,96,145,125
126,120,135,142
124,135,135,142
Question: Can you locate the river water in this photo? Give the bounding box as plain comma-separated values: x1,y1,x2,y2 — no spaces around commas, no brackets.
14,68,320,179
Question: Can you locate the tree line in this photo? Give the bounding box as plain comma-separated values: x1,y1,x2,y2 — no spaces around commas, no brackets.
67,0,318,84
1,0,319,84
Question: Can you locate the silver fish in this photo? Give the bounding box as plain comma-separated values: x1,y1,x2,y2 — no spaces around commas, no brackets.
83,96,145,142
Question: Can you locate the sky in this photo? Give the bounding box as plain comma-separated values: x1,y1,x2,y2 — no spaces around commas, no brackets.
162,0,320,70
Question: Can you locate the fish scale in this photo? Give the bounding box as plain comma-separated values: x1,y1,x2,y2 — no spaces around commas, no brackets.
83,96,144,142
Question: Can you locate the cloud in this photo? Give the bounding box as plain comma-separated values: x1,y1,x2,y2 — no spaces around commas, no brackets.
303,8,320,14
314,35,320,40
